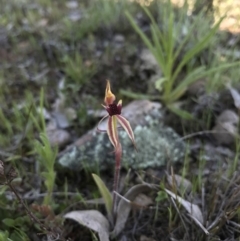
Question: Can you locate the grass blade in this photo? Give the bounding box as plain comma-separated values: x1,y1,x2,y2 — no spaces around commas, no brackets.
172,17,224,83
168,66,205,102
167,105,194,120
169,61,240,102
125,11,155,54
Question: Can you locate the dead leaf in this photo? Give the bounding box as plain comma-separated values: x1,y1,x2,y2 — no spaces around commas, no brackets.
165,189,204,225
134,193,153,207
227,84,240,109
111,184,157,238
64,210,110,241
31,204,55,220
189,214,209,235
167,174,192,193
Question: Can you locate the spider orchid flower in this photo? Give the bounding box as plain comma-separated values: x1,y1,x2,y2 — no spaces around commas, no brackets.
98,80,136,151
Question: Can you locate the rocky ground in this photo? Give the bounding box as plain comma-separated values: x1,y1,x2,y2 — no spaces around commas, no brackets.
1,0,240,241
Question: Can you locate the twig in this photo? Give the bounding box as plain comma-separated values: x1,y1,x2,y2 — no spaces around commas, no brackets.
8,182,49,233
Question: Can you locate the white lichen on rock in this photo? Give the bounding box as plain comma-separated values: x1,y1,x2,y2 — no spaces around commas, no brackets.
58,117,186,171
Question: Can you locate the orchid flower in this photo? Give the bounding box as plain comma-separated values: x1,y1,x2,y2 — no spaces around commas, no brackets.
97,80,136,216
98,80,136,151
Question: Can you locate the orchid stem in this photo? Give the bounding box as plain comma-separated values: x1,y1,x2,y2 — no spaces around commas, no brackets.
113,163,120,215
112,143,122,216
101,80,135,220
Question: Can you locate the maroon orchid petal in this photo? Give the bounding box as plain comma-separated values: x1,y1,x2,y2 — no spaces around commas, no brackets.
97,114,109,133
107,115,119,149
116,115,137,150
106,103,122,116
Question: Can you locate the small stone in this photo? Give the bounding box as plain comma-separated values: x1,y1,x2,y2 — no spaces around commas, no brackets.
140,49,160,72
188,79,206,96
216,110,239,125
0,161,4,177
52,112,70,129
66,1,78,8
212,122,237,145
47,129,70,148
68,11,82,22
113,34,125,43
212,109,239,145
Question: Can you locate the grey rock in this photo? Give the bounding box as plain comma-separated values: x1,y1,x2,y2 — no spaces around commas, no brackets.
216,109,239,125
47,128,70,148
58,101,186,171
212,109,239,145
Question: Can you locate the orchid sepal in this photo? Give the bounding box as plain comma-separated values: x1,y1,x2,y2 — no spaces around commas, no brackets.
116,114,137,150
104,80,116,106
107,115,119,149
117,99,122,107
97,114,109,133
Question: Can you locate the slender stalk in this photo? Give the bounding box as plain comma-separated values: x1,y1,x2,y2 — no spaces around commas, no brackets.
113,143,122,216
8,182,61,239
8,182,48,233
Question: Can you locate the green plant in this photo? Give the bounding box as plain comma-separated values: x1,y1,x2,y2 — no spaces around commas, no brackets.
63,80,158,240
0,230,13,241
126,1,240,108
92,173,113,222
98,0,132,26
206,50,240,92
34,133,58,206
2,217,31,241
0,159,61,239
62,52,96,92
61,0,129,39
30,88,57,206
